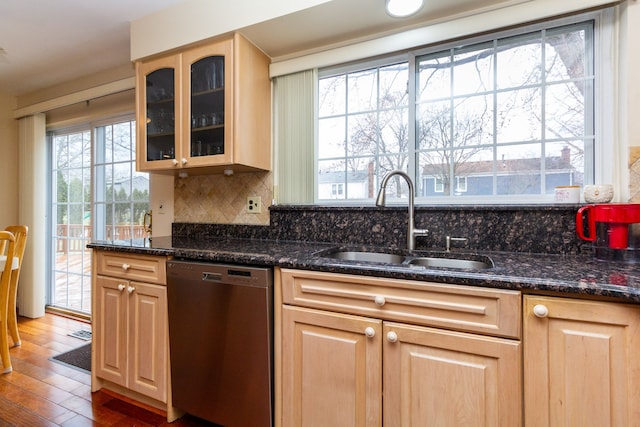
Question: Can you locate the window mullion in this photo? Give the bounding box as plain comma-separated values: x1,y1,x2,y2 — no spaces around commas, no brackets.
408,53,417,193
492,39,498,196
540,29,547,195
449,48,455,197
93,126,106,241
343,75,350,200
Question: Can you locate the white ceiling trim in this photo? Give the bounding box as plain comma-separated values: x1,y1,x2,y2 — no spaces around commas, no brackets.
13,77,135,119
269,0,619,77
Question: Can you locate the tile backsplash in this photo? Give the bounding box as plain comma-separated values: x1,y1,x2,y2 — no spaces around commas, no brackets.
630,146,640,202
174,171,272,225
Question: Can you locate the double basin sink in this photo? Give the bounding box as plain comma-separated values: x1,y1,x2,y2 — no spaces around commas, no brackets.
315,248,494,270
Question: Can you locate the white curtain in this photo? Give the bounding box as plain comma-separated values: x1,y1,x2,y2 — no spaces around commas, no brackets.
273,70,315,204
18,113,47,318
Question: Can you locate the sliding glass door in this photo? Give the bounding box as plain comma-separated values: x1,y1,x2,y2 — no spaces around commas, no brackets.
51,127,92,313
49,117,148,315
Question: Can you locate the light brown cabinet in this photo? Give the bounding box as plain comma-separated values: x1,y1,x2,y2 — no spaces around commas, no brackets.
383,321,521,426
135,32,271,174
523,295,640,426
94,276,166,399
92,251,178,421
282,305,382,426
276,268,522,427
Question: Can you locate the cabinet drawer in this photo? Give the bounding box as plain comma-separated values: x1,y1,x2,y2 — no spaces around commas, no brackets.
95,252,167,285
280,268,521,339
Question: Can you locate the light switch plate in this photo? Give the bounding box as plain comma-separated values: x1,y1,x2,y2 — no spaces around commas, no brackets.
247,196,262,214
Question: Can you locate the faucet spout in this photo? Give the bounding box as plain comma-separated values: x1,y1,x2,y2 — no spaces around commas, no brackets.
376,170,428,251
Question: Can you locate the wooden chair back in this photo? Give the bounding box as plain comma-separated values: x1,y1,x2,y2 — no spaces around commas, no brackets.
0,230,16,372
3,225,28,348
0,230,16,279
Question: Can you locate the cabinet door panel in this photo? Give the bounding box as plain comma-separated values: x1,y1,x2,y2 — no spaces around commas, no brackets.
383,322,521,427
128,282,167,402
136,54,182,171
94,276,128,386
524,296,640,427
181,39,233,167
281,306,382,427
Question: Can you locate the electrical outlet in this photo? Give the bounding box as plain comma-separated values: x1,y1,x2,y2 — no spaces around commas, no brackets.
247,196,262,214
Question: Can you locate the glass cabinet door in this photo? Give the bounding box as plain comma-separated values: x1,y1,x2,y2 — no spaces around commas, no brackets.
145,68,176,162
189,55,225,158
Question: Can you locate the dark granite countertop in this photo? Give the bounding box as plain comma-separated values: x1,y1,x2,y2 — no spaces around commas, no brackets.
88,235,640,304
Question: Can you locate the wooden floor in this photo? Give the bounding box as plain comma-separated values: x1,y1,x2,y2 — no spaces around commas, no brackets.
0,313,218,426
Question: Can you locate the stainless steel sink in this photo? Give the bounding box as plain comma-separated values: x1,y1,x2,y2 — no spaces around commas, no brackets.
322,251,405,264
407,257,493,270
316,249,494,270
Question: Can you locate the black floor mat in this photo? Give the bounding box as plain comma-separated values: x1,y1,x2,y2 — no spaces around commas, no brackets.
50,343,91,373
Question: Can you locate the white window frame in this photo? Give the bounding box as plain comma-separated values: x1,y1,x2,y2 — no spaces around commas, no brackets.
434,177,444,193
456,176,468,193
314,8,615,205
331,183,344,197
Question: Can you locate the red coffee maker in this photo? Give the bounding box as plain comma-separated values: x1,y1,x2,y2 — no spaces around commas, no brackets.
576,203,640,262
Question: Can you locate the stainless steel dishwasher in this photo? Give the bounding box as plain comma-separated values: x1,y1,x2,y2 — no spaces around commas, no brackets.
166,260,273,427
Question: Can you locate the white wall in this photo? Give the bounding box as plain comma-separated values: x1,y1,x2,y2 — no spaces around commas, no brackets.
0,91,18,227
149,174,174,236
130,0,331,60
613,0,640,201
622,0,640,149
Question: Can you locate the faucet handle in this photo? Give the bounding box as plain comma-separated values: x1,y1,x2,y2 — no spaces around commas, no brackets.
414,228,429,237
446,236,468,252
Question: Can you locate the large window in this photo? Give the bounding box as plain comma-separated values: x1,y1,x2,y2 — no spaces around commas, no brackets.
317,16,602,203
50,117,148,314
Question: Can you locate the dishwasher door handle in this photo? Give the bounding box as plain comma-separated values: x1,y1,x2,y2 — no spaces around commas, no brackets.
202,272,223,282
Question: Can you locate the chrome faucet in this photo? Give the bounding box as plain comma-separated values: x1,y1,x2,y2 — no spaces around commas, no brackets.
375,170,428,251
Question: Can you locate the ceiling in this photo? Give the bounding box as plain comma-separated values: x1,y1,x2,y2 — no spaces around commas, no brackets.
0,0,507,97
239,0,509,60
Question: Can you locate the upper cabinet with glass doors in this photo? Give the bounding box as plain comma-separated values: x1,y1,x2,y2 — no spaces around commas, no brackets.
136,33,271,173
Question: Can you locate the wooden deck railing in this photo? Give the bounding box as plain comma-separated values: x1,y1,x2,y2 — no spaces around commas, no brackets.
56,225,147,253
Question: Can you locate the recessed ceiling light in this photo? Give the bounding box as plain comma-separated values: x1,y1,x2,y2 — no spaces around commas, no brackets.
385,0,424,18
